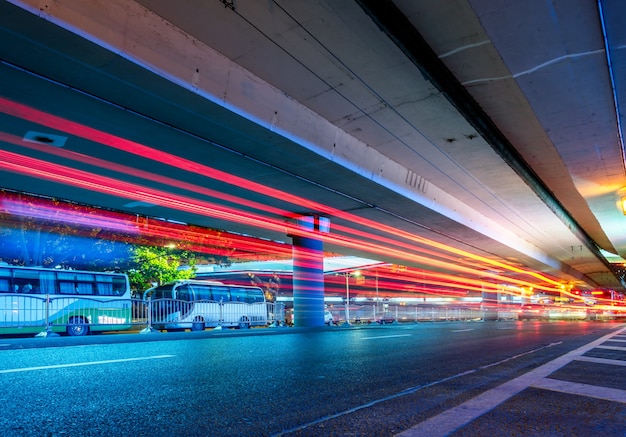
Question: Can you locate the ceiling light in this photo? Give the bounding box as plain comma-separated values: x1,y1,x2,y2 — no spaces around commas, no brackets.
23,131,67,147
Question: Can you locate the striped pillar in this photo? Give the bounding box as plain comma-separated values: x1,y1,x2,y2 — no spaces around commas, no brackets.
291,216,328,327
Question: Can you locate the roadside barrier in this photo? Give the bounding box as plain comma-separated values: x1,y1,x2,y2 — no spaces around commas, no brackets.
327,304,508,324
138,298,286,331
0,294,134,336
141,299,285,331
6,295,602,336
0,294,286,336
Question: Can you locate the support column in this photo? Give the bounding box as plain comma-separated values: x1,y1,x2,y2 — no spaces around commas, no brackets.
481,277,499,321
290,216,329,328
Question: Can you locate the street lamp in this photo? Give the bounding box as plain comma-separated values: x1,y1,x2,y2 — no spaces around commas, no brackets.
340,270,361,325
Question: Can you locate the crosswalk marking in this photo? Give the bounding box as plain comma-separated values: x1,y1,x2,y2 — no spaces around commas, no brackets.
396,326,626,437
532,378,626,403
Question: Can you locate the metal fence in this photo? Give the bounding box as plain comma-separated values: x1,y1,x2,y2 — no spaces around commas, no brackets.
142,298,286,331
327,304,511,324
7,295,609,336
0,294,136,336
0,294,286,336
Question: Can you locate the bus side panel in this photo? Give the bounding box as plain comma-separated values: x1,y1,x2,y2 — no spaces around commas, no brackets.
222,301,244,326
90,297,133,332
48,297,132,332
0,294,47,327
222,301,268,326
250,302,268,325
150,299,194,329
185,301,221,327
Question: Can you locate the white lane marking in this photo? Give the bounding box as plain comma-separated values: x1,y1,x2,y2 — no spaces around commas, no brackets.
361,334,412,340
606,339,626,342
533,378,626,403
452,329,474,333
396,326,626,437
272,369,476,437
575,356,626,366
478,342,561,371
0,355,175,374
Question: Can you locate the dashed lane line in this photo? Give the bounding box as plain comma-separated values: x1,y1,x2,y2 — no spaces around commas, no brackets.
0,355,175,373
396,325,626,437
361,334,412,340
272,339,562,437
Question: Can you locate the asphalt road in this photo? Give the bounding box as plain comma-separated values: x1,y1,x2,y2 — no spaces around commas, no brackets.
0,320,624,436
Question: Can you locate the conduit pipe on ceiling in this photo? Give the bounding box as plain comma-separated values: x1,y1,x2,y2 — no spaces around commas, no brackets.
355,0,620,284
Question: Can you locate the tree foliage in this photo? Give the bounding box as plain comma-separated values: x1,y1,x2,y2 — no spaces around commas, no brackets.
127,246,197,295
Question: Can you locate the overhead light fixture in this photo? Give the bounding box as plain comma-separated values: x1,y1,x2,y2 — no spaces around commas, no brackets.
622,197,626,215
23,131,67,147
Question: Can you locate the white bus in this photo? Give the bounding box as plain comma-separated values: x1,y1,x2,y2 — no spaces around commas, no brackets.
0,264,132,336
144,279,268,330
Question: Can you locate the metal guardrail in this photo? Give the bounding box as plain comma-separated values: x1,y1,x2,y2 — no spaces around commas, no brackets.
0,294,286,336
3,295,620,336
328,305,509,324
142,298,286,331
0,294,135,336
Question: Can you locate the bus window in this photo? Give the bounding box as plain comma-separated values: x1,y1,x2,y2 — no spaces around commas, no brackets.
39,271,56,294
95,274,116,295
0,267,10,292
211,286,230,302
228,287,261,303
14,269,41,294
230,288,245,302
76,273,96,295
251,288,265,302
110,276,128,296
194,285,212,301
175,284,193,302
58,272,95,295
149,285,172,300
58,281,77,294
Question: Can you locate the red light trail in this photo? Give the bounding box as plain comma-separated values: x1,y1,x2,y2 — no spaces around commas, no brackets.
0,147,564,296
0,97,575,297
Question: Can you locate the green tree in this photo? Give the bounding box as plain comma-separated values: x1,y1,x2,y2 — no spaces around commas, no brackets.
127,246,196,295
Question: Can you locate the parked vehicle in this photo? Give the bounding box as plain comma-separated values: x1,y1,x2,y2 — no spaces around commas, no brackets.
518,304,548,321
587,307,615,321
547,305,587,321
324,309,335,325
144,279,267,331
0,264,132,336
519,303,588,321
375,312,396,324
